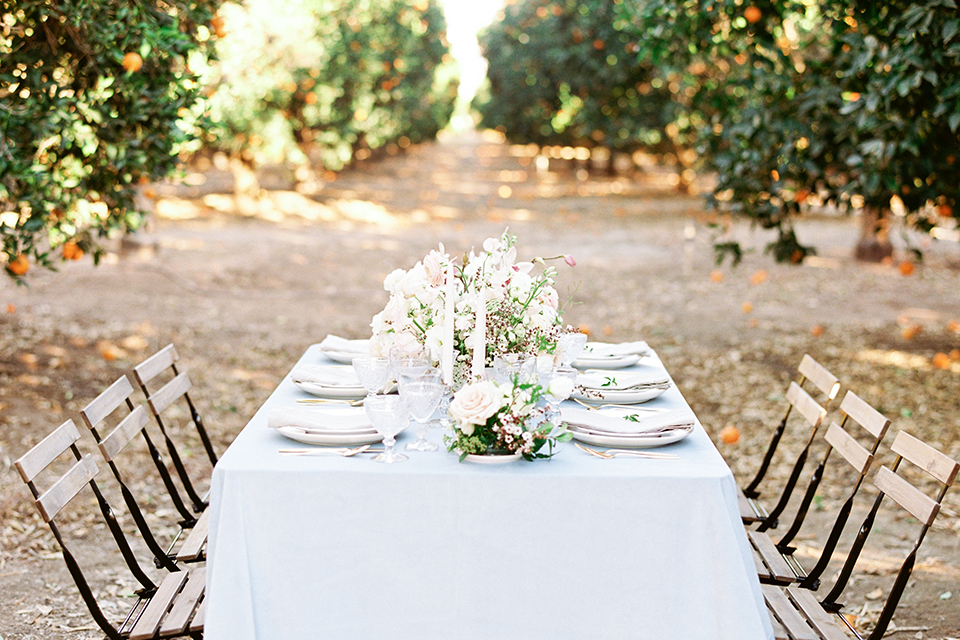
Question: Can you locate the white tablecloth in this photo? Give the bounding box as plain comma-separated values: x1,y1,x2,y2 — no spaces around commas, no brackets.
205,344,773,640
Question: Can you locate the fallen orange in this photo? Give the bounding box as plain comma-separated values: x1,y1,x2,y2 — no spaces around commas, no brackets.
6,253,29,276
122,52,143,73
720,425,741,445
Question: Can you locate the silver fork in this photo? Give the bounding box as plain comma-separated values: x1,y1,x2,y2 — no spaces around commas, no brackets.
575,442,678,460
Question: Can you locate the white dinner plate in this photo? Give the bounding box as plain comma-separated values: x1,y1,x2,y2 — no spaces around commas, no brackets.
462,452,523,464
569,424,693,449
572,353,641,370
273,425,389,446
293,380,367,399
319,349,363,365
572,385,669,404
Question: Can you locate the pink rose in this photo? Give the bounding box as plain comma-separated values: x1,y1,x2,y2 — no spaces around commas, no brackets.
449,381,504,434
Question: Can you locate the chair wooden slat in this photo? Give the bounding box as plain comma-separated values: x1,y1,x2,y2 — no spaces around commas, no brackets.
875,466,940,526
14,420,81,484
750,531,797,585
133,343,179,387
36,455,98,523
786,382,826,428
739,487,764,523
176,509,210,562
148,372,193,416
798,355,841,402
128,571,189,640
82,376,136,428
98,406,150,463
891,431,960,486
838,391,890,440
786,586,854,640
189,599,205,633
763,585,819,640
159,567,205,636
824,422,873,475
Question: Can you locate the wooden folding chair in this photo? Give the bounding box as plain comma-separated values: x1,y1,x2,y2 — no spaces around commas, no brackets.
738,355,839,529
751,391,890,587
133,343,217,515
80,376,207,568
14,420,204,640
763,430,958,640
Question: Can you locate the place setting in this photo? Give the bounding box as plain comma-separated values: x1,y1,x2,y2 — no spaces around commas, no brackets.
572,368,673,405
560,405,697,449
316,334,371,364
572,340,652,370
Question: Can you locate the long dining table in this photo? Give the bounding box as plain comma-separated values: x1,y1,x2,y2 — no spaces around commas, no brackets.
204,342,774,640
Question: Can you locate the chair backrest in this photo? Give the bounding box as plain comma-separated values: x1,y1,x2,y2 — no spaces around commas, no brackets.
780,391,891,589
15,420,160,640
133,344,218,468
80,376,196,571
821,430,958,640
743,354,838,502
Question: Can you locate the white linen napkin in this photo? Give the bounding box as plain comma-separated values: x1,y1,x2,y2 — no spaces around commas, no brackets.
268,406,374,433
318,335,370,355
290,364,363,388
581,341,651,357
577,370,670,391
561,407,696,434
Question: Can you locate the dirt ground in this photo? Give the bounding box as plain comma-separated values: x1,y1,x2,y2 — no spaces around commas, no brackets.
1,128,959,639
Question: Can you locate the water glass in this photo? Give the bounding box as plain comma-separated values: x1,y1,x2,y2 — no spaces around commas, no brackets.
363,395,409,463
352,356,392,398
493,353,536,385
558,332,588,367
401,380,445,451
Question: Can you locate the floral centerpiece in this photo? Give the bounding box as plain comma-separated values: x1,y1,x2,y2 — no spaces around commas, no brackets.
370,229,576,386
444,375,574,461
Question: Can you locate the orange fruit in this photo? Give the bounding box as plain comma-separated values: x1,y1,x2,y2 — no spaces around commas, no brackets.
932,353,951,370
720,425,741,444
6,253,29,276
948,320,960,334
950,349,960,361
122,52,143,73
6,304,15,314
938,204,953,217
897,261,915,276
710,270,724,283
795,189,810,205
62,241,84,261
741,301,754,314
578,323,592,337
901,324,921,340
810,324,825,337
749,269,768,285
744,6,762,23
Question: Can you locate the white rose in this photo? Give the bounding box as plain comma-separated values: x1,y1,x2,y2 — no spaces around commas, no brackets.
548,376,575,400
422,250,445,287
449,381,504,428
400,263,428,298
383,268,406,293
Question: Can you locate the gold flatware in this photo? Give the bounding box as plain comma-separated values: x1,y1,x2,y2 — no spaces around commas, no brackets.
279,445,375,457
296,398,365,406
574,442,678,460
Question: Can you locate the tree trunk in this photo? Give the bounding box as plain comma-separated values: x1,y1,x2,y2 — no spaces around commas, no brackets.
854,206,893,262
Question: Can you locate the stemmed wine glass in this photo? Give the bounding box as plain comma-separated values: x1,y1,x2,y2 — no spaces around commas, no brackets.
401,380,445,451
363,395,409,463
540,365,578,422
558,332,588,367
493,353,536,385
352,356,392,399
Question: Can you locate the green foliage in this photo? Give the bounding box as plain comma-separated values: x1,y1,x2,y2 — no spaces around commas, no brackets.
618,0,960,263
0,0,220,278
474,0,680,159
206,0,458,170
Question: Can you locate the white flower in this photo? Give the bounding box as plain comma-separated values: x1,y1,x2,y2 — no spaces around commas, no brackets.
449,380,505,428
548,376,575,400
383,268,406,293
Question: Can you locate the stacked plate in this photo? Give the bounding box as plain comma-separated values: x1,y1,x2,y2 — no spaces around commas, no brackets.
573,369,672,404
268,405,387,446
561,406,696,448
318,335,370,365
291,364,366,399
572,341,651,370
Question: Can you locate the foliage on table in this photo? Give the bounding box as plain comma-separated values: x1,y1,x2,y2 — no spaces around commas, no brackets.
205,0,458,171
616,0,960,264
0,0,221,279
445,377,572,461
473,0,682,167
370,230,571,383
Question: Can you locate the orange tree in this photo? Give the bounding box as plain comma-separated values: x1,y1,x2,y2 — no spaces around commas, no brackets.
207,0,457,171
617,0,960,263
473,0,683,167
0,0,221,279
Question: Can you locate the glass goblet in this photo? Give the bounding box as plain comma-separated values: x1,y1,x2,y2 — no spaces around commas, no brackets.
401,381,445,451
352,356,392,399
542,366,579,422
493,353,536,385
558,332,588,367
364,395,409,463
397,366,443,394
